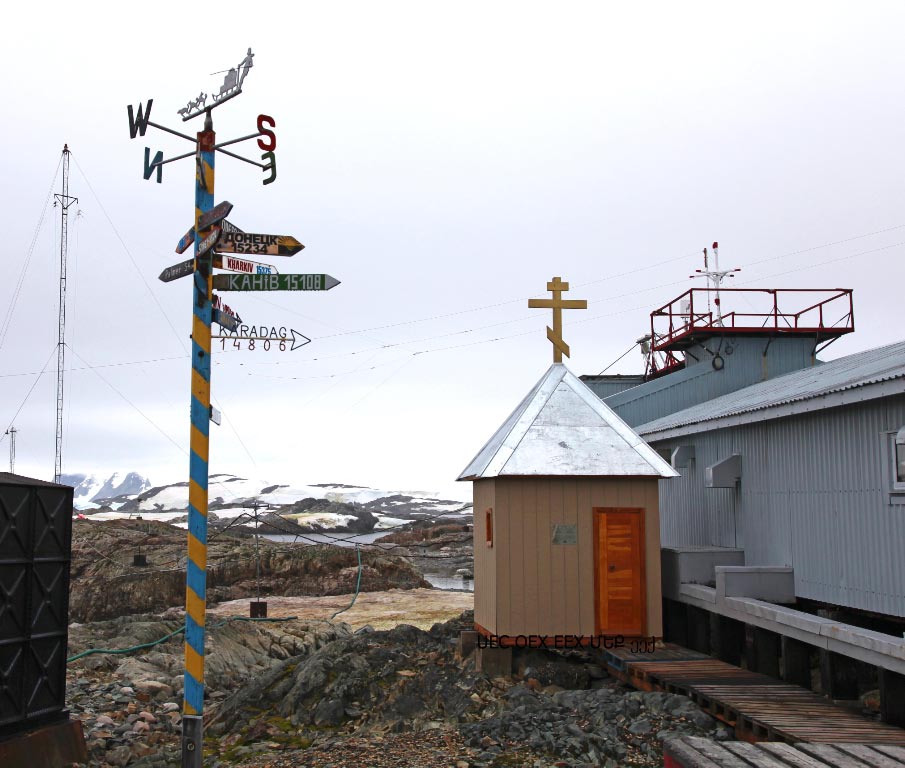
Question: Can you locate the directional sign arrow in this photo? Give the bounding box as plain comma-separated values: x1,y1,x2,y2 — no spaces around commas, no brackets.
175,228,194,255
198,200,233,231
212,307,240,332
214,254,278,275
212,274,340,292
176,218,244,254
197,226,221,257
159,258,195,282
216,231,304,257
290,329,311,351
210,328,311,351
220,219,244,234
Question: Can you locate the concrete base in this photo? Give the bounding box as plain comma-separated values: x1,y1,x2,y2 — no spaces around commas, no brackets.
458,630,478,659
0,718,87,767
661,546,744,601
475,646,512,677
782,635,813,689
879,667,905,727
715,566,795,603
250,600,267,618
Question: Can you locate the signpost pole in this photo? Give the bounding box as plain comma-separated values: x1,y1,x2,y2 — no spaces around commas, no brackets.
182,109,215,768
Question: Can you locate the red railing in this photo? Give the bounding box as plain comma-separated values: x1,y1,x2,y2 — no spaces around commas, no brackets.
650,288,854,352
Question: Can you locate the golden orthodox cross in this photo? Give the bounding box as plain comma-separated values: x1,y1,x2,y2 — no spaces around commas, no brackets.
528,276,587,363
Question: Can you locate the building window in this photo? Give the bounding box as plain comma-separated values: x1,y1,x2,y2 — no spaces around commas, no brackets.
894,428,905,492
485,508,493,548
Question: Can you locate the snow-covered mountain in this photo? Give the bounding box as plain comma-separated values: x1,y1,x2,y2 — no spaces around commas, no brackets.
60,471,152,505
69,472,473,530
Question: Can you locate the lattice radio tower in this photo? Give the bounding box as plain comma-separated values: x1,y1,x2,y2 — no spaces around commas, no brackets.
54,145,78,483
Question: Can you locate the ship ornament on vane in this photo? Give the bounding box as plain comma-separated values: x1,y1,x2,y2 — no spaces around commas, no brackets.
178,48,255,121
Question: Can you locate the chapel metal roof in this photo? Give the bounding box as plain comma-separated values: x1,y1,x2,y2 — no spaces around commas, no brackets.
636,338,905,440
458,364,678,480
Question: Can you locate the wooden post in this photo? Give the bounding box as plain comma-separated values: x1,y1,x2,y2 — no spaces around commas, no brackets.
781,636,813,689
752,627,781,679
182,113,215,767
819,650,860,700
714,615,745,666
879,668,905,727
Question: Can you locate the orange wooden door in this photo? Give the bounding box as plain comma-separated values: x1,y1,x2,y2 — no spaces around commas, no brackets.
595,509,644,636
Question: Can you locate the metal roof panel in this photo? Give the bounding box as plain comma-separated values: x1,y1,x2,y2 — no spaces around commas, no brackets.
459,364,677,480
636,339,905,438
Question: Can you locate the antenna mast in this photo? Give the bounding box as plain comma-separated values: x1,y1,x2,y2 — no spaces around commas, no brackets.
5,426,15,473
690,240,740,327
54,145,78,483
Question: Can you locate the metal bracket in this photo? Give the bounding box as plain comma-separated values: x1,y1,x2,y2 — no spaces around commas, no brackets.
182,714,203,768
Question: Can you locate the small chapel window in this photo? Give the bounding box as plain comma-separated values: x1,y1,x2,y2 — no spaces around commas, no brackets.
485,508,494,548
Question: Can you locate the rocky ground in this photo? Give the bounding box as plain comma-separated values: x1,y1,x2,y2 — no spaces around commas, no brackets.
66,518,730,767
67,603,730,768
70,520,429,622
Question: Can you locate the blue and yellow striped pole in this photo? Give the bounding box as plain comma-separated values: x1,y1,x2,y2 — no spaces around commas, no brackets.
182,112,215,765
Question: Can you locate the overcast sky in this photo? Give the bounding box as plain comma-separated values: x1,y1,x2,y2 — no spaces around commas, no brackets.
2,2,904,500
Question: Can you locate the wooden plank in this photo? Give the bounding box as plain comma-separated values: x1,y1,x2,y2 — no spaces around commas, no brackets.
496,481,511,635
562,480,579,635
684,737,760,768
508,481,525,634
874,746,905,764
548,480,565,633
759,742,834,768
576,481,594,636
664,739,725,768
535,480,552,636
723,741,803,768
522,478,539,636
834,744,905,768
797,744,877,768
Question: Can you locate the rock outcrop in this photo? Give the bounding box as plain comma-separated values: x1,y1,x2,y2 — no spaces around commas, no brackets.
70,520,429,622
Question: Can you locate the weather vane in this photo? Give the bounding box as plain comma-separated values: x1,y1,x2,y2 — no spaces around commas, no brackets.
178,48,255,121
528,276,587,363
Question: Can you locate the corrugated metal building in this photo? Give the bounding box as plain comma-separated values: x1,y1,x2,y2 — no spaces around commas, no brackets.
584,288,905,723
633,340,905,618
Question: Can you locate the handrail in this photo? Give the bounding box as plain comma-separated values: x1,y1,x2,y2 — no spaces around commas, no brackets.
650,288,853,351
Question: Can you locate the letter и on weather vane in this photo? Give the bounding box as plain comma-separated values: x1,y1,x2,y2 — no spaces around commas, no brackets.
178,48,255,121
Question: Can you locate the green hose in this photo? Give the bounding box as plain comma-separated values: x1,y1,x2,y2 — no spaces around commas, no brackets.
330,543,362,619
66,615,298,664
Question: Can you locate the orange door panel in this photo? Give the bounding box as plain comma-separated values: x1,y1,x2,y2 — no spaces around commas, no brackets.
595,509,644,636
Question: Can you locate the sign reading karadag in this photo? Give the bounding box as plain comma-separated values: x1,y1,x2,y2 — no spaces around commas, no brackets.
213,325,310,352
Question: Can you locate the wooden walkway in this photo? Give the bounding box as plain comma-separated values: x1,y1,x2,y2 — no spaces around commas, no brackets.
601,644,905,745
665,736,905,768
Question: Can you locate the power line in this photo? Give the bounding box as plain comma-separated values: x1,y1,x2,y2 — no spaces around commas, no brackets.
0,346,58,448
0,157,62,351
70,158,188,355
